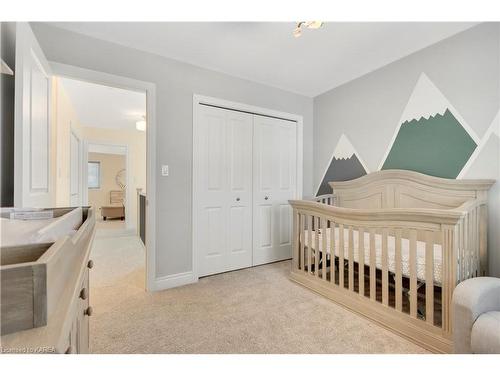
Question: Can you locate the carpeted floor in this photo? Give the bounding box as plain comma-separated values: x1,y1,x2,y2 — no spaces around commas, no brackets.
89,236,428,354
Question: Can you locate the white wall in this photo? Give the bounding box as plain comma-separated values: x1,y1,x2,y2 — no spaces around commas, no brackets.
31,23,314,280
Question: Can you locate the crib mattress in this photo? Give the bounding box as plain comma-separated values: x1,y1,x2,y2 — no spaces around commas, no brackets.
302,228,443,284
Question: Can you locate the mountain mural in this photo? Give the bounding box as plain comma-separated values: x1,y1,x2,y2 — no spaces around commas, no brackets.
380,73,478,179
316,134,367,196
382,109,477,178
459,113,500,179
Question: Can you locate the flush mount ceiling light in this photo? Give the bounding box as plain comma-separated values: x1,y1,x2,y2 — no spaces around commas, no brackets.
136,116,146,131
293,21,324,38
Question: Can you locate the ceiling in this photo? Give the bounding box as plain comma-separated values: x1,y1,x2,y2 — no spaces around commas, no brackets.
49,22,476,97
59,77,146,130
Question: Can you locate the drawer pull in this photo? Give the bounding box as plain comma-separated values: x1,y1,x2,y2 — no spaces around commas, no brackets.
79,288,88,300
87,260,94,269
84,306,93,317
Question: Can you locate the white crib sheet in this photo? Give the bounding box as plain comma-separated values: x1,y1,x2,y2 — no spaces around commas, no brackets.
302,227,443,284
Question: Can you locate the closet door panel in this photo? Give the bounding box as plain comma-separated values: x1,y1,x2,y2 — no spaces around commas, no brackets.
253,115,297,266
226,111,253,271
197,106,253,277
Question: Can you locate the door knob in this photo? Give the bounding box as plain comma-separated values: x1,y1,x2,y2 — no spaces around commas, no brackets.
264,196,269,200
236,197,240,202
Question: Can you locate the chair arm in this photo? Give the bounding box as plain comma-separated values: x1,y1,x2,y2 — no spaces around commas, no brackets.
452,277,500,353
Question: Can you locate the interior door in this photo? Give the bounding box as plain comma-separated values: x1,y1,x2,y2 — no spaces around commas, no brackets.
253,115,297,265
69,130,81,206
14,22,53,207
196,105,253,277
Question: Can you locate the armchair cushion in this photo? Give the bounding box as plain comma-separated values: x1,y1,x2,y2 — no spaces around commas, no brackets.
453,277,500,353
471,311,500,354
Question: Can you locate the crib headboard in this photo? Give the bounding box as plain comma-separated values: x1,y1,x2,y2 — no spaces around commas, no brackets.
328,170,494,209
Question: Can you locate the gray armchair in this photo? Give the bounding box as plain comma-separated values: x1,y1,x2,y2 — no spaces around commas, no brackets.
453,277,500,353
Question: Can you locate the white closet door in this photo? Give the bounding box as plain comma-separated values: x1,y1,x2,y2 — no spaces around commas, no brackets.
253,115,297,266
196,106,253,277
14,23,53,208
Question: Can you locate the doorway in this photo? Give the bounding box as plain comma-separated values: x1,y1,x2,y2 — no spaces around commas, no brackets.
49,66,155,293
85,142,129,232
12,23,157,292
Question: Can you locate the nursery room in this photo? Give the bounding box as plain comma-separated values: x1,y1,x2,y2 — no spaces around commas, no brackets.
1,1,499,372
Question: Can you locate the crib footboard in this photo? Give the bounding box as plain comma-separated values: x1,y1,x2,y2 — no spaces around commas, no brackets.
288,200,483,353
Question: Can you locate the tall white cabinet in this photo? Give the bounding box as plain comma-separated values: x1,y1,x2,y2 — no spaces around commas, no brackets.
194,104,298,277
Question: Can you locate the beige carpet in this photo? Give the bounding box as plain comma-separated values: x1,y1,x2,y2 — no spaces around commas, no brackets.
89,237,428,353
95,216,126,231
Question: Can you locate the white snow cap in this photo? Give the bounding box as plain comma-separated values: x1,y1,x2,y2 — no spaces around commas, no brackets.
333,134,356,160
400,73,449,124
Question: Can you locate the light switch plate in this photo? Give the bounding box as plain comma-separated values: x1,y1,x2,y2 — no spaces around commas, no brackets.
161,165,169,176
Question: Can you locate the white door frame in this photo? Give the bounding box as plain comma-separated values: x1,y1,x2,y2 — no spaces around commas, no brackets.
50,62,157,292
192,94,304,280
84,141,131,231
69,127,83,206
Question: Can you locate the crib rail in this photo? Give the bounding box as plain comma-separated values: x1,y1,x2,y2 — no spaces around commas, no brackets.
455,198,489,280
289,199,487,352
313,194,336,206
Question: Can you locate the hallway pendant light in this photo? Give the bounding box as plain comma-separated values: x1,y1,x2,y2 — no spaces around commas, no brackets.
293,21,324,38
136,117,146,131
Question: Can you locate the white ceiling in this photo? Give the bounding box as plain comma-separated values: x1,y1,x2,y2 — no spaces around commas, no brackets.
49,22,477,97
59,77,146,130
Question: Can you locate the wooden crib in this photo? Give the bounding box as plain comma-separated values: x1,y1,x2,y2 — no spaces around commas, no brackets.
289,170,494,353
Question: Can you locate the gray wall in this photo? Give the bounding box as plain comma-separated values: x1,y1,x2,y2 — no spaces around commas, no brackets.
30,23,314,279
1,22,16,207
314,23,500,276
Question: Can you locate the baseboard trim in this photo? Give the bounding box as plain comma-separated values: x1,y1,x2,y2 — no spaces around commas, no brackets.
151,271,198,291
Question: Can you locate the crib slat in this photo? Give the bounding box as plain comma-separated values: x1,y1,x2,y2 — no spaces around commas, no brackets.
339,223,345,288
395,228,402,312
457,219,463,282
330,222,336,284
476,206,481,276
469,209,473,277
292,209,299,271
308,215,313,275
466,213,470,279
369,229,376,301
322,218,327,281
358,227,365,297
300,214,305,272
475,207,479,276
472,209,476,276
382,228,388,306
455,220,462,282
348,226,354,291
409,230,417,318
441,228,450,333
462,215,467,280
315,217,320,278
425,231,434,325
